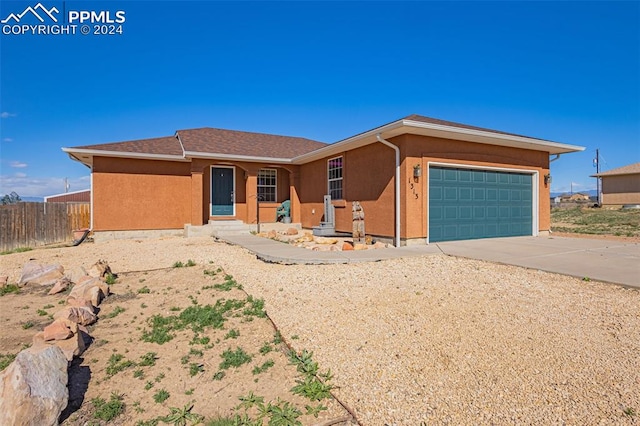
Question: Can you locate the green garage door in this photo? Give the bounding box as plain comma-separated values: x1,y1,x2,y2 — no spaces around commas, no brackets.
429,167,533,242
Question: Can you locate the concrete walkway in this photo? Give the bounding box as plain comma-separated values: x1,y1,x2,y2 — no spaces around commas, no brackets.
220,234,639,288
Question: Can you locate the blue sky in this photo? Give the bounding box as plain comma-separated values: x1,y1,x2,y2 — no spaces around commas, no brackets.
1,0,638,198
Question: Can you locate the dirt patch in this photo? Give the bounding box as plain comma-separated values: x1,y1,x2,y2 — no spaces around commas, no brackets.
0,245,353,425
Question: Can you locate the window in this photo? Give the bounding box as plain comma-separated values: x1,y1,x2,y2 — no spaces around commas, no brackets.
328,156,343,200
257,168,277,202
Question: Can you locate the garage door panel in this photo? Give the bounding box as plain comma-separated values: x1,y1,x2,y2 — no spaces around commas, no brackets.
429,166,533,242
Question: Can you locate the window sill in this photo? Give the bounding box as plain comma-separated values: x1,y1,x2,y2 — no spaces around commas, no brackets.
331,200,347,208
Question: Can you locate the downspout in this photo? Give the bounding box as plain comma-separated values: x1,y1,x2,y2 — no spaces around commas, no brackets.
549,154,561,163
376,133,401,247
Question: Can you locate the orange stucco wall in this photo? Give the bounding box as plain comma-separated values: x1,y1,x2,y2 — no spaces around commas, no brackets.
91,136,550,240
601,174,640,205
299,134,550,241
92,157,191,231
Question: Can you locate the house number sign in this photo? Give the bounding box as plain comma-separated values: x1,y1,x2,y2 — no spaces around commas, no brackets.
408,178,419,199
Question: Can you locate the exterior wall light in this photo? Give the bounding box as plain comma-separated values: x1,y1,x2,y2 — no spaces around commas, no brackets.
413,164,422,178
544,173,552,185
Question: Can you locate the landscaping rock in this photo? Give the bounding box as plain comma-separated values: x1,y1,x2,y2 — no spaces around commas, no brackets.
53,330,86,361
68,276,109,307
286,228,299,236
47,277,70,295
18,262,65,287
342,242,354,251
43,320,73,341
267,230,277,239
0,345,68,426
354,243,367,251
0,276,7,287
87,260,112,279
66,297,95,313
314,237,338,245
54,306,97,326
32,330,86,362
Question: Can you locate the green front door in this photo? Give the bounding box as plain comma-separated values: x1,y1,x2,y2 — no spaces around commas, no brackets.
429,167,533,242
211,167,234,216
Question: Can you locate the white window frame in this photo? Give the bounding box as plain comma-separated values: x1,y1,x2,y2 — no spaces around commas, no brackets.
257,168,277,202
327,156,343,200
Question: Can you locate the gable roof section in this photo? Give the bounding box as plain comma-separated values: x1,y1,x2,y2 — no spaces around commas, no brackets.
177,127,327,162
293,114,584,163
591,162,640,177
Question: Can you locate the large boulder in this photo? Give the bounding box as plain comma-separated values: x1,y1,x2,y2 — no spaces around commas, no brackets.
18,262,65,287
43,320,74,341
47,278,70,295
68,276,109,307
53,306,97,326
0,345,68,426
87,260,112,279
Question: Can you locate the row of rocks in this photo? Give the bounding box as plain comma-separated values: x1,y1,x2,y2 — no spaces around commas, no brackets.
0,260,114,426
257,229,389,251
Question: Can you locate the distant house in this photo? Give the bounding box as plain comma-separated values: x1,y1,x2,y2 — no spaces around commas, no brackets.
62,114,584,244
44,189,91,203
591,162,640,205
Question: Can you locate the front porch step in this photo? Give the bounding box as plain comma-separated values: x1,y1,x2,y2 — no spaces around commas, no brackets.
184,221,252,238
185,221,302,238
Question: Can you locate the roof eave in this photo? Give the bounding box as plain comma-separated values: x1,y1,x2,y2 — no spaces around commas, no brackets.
293,119,585,164
402,119,585,155
61,147,188,167
184,151,293,164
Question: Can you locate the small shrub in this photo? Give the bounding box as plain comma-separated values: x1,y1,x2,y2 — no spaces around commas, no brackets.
92,392,125,421
43,304,54,309
172,261,184,268
219,347,252,370
105,306,126,319
138,352,158,367
0,284,20,296
105,273,117,285
36,309,48,316
106,353,135,376
153,389,170,404
0,353,16,371
259,342,273,355
133,369,145,379
224,329,240,340
160,402,203,425
252,359,274,375
212,371,225,381
186,259,196,267
22,321,34,330
138,286,151,294
189,363,204,376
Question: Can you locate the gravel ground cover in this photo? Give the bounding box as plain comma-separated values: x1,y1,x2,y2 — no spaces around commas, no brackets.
1,236,639,425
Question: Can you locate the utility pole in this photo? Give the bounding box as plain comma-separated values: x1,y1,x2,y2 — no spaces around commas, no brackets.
594,149,601,206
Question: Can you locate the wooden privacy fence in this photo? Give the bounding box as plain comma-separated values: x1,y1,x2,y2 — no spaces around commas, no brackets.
0,202,90,252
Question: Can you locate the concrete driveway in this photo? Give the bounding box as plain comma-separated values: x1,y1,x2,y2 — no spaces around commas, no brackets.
436,236,639,289
222,233,639,288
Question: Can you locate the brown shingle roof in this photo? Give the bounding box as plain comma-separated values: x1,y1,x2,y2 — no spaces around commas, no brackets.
177,127,326,158
403,114,544,140
73,136,183,156
592,162,640,177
